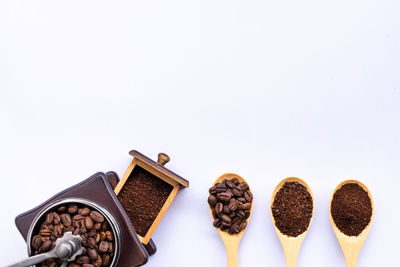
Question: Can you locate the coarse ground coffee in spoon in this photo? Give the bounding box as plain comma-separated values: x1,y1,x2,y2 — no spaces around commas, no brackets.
271,181,313,237
331,183,372,236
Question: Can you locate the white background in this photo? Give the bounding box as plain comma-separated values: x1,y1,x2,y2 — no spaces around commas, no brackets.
0,1,399,266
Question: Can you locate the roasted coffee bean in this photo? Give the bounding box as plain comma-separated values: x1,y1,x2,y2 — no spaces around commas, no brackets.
53,224,62,237
87,229,97,237
73,227,81,236
73,220,81,228
73,214,85,221
232,216,240,225
68,205,78,214
230,224,240,234
239,183,249,191
105,230,113,241
101,222,109,231
231,178,239,185
61,213,72,227
217,193,231,202
221,221,232,227
228,199,238,211
41,240,52,252
100,231,106,241
228,212,236,218
40,229,52,237
236,210,245,218
95,254,103,266
68,264,80,267
94,223,101,231
244,190,253,202
220,225,228,231
102,254,111,266
215,202,223,215
237,197,246,203
45,213,54,224
89,211,104,223
108,242,114,253
240,220,248,230
212,209,217,220
80,220,87,234
239,203,251,210
213,218,221,227
94,233,100,243
82,264,94,267
99,241,109,253
89,237,96,248
46,259,56,267
85,216,94,230
80,207,90,216
40,224,49,230
52,212,61,224
225,189,234,197
244,210,250,218
223,205,230,214
216,183,226,189
82,238,90,248
232,188,243,197
76,256,90,264
88,248,98,260
207,195,217,206
220,214,232,224
57,206,66,213
209,186,217,194
32,235,42,250
225,180,235,189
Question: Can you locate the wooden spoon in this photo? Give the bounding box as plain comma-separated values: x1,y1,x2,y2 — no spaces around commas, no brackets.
270,177,314,267
209,173,253,267
329,180,374,267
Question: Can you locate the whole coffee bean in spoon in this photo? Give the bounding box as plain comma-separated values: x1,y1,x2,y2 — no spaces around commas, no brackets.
215,202,223,215
208,195,217,206
208,178,253,234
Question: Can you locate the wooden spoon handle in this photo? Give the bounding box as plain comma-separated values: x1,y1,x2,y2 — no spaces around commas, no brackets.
345,256,358,267
226,247,238,267
282,240,302,267
284,254,298,267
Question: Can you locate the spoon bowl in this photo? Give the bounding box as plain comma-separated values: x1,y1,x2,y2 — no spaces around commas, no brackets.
270,177,314,267
209,173,253,267
330,180,374,267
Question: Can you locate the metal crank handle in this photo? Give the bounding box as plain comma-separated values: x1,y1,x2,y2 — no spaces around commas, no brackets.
6,250,56,267
6,232,83,267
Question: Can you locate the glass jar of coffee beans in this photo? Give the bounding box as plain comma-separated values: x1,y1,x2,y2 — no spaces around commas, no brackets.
29,199,119,267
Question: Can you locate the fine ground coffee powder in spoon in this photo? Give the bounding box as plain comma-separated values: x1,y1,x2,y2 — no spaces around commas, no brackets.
331,183,372,236
117,166,173,237
272,182,313,237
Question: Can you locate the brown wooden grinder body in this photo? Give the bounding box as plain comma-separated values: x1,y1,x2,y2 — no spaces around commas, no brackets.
15,172,150,267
